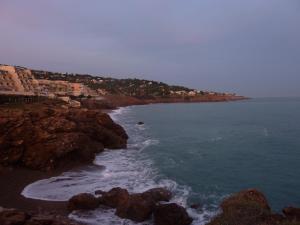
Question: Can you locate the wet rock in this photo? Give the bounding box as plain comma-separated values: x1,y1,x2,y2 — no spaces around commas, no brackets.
116,193,156,222
137,122,144,125
99,187,173,222
68,193,99,211
99,187,130,208
94,190,106,195
153,203,193,225
141,188,172,202
25,214,79,225
190,203,201,209
283,207,300,220
0,208,30,225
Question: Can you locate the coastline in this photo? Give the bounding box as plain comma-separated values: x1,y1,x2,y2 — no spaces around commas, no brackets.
1,99,300,225
0,98,248,224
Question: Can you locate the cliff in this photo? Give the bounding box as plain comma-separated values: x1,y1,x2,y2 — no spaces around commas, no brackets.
0,100,128,171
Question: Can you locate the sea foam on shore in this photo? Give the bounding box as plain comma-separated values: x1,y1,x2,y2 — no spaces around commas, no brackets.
22,107,215,225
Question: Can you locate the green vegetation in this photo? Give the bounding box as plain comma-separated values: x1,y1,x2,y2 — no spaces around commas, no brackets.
32,69,232,98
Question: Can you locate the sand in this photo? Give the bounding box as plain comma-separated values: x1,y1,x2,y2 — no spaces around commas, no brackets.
0,165,68,215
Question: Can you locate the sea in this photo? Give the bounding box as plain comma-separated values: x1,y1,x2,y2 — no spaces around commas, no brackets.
22,98,300,225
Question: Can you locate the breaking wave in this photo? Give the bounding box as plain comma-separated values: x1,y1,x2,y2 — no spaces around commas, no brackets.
22,106,216,225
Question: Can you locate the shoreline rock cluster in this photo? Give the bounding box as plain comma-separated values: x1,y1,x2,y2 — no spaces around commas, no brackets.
69,188,300,225
68,187,193,225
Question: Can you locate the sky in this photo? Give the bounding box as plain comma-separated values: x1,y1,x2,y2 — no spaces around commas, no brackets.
0,0,299,97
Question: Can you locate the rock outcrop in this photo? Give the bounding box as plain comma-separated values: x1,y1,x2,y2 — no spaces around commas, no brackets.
0,101,128,171
154,203,193,225
282,207,300,221
68,193,100,211
98,187,130,208
0,207,79,225
208,189,300,225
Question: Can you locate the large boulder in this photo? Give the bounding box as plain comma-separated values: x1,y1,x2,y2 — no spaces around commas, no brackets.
283,207,300,221
141,188,172,202
220,189,270,212
68,193,99,211
207,189,272,225
99,187,130,208
116,193,156,222
153,203,193,225
0,102,128,171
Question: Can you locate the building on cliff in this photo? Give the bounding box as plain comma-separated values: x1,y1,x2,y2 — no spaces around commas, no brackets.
0,65,95,97
0,65,38,95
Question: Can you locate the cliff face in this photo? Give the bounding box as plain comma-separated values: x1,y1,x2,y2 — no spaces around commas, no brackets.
0,101,128,171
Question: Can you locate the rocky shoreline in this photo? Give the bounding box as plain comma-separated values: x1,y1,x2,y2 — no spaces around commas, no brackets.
1,98,299,225
0,99,128,171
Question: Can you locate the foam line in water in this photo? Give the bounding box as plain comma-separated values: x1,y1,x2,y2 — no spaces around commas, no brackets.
21,106,217,225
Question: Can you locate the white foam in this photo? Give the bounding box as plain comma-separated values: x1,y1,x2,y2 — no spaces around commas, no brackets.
22,106,217,225
109,107,130,121
69,208,152,225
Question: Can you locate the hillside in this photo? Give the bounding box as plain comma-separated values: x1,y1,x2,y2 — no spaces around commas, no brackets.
31,68,231,98
0,64,246,106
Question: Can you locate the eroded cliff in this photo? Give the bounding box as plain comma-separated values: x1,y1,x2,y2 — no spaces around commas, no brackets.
0,100,128,171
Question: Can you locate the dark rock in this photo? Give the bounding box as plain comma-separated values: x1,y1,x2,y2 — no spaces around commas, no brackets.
68,193,99,211
0,208,30,225
141,188,172,202
207,189,272,225
0,207,79,225
25,215,54,225
95,190,106,195
99,187,130,208
283,207,300,220
137,122,144,125
220,189,271,212
190,203,201,209
154,203,193,225
264,213,286,224
116,193,156,222
25,214,79,225
98,187,173,222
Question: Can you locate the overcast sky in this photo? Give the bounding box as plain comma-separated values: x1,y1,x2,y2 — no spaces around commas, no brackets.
0,0,299,97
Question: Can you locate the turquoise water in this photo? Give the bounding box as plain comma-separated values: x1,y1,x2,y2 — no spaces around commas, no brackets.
23,98,300,224
130,98,300,211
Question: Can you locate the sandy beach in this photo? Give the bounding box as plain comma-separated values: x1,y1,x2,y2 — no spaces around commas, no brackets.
0,165,68,215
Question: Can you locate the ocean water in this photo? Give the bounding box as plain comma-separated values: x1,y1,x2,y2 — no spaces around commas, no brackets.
22,98,300,224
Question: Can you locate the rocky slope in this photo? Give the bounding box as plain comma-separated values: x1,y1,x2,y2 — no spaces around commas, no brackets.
0,100,128,171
